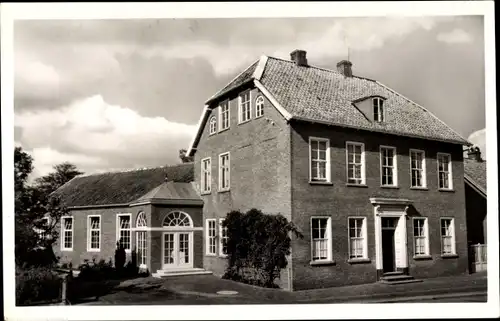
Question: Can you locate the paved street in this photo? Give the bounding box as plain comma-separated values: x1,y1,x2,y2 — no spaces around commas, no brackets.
76,272,487,305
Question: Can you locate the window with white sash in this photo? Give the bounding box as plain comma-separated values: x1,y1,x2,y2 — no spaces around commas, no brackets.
219,101,230,131
373,98,384,122
255,96,264,118
239,91,251,123
206,219,216,255
410,149,426,188
413,217,429,256
437,153,452,190
219,218,228,257
61,216,73,251
209,116,217,135
311,217,331,261
87,215,101,251
380,146,397,186
201,157,211,194
117,214,131,251
346,142,365,185
440,218,456,255
309,137,330,182
219,152,230,191
348,217,367,259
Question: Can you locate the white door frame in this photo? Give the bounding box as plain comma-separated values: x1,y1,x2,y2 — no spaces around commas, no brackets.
161,231,194,270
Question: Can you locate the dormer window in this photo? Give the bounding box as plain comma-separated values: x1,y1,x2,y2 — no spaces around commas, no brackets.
373,98,384,122
209,116,217,135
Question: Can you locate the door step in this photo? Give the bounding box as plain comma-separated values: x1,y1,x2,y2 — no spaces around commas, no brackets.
379,273,423,285
152,268,213,278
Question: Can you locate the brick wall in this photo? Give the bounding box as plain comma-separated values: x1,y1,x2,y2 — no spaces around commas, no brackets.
194,84,293,290
289,121,469,290
53,205,150,268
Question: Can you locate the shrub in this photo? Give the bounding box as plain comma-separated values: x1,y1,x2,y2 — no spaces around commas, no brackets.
222,208,302,288
16,267,62,305
114,241,126,271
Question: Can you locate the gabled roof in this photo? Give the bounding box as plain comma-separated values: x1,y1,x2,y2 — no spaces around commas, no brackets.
53,163,195,208
131,181,203,206
188,54,470,156
464,158,487,197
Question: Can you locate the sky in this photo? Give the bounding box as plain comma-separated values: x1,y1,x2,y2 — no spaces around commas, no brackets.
13,16,486,178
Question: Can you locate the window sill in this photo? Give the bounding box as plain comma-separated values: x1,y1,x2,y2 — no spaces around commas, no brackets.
255,115,264,119
346,183,368,188
413,255,432,261
381,185,399,189
209,132,217,136
238,120,251,125
87,249,101,253
200,191,211,196
218,189,230,193
441,253,458,259
439,188,455,193
309,181,333,186
205,253,217,257
347,258,371,264
219,254,228,258
410,187,429,191
310,260,336,266
218,127,230,133
61,249,73,252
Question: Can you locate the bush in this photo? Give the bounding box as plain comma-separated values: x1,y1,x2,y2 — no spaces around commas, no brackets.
222,208,302,288
78,258,114,281
16,266,62,305
114,241,126,271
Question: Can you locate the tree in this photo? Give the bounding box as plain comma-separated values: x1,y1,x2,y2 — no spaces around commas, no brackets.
179,149,194,163
33,162,83,199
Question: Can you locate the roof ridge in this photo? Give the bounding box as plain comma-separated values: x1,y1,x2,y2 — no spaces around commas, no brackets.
266,55,376,82
375,80,470,145
75,163,193,178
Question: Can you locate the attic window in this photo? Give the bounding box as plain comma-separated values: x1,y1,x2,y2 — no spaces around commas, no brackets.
209,116,217,135
373,98,384,122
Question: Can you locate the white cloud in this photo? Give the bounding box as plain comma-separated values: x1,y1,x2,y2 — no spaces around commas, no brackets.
437,28,473,44
468,128,486,158
15,95,197,178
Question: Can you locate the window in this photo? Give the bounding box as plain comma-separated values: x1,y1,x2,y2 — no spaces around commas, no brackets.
373,98,384,122
410,149,426,188
239,91,251,123
437,153,452,189
61,216,73,251
87,215,101,251
201,157,211,194
413,218,429,256
380,146,397,186
219,152,230,191
206,219,216,255
346,142,365,185
219,219,228,257
311,217,331,261
219,101,230,131
209,116,217,135
117,214,131,251
349,217,367,259
255,96,264,118
163,211,192,227
136,212,147,268
136,211,147,228
309,137,330,182
440,218,456,255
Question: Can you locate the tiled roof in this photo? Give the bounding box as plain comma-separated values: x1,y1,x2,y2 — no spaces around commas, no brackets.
206,60,258,104
132,181,201,204
53,163,194,207
260,57,468,145
464,159,486,195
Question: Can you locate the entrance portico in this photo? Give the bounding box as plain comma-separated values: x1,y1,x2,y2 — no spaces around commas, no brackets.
370,198,413,279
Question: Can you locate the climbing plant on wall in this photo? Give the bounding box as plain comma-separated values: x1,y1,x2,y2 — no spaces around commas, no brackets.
222,208,303,288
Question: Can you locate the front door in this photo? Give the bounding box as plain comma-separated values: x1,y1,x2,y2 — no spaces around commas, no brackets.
381,217,397,273
162,232,192,269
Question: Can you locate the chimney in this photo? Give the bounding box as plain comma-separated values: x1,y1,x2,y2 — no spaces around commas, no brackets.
337,60,353,77
290,49,308,67
467,146,483,162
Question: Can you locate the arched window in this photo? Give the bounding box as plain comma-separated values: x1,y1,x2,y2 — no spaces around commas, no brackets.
255,96,264,118
136,211,147,227
162,211,193,227
209,116,217,135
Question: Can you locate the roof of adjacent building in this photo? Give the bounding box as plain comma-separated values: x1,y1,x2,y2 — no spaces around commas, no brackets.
464,158,487,196
53,163,196,208
132,181,202,205
189,54,470,156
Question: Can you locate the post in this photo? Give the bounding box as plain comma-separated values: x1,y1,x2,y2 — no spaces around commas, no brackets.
61,275,68,305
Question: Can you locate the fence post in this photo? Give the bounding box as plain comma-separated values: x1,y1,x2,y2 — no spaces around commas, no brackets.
61,275,67,305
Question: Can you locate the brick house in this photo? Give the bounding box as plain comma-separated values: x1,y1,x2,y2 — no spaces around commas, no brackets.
463,147,487,272
52,163,211,276
186,50,472,290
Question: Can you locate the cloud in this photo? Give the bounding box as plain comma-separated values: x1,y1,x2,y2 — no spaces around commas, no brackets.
437,28,473,44
15,95,197,178
468,128,486,158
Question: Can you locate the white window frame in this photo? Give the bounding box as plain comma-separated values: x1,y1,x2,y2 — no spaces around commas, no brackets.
410,149,427,188
348,217,368,259
255,95,264,118
380,145,398,187
206,219,217,256
60,216,73,251
209,116,217,135
440,217,456,255
412,217,430,257
219,218,228,257
116,213,132,253
219,100,230,131
238,90,251,124
218,152,230,192
309,137,331,183
310,217,332,262
437,152,453,190
201,157,211,194
346,141,366,185
87,215,101,252
373,97,384,122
